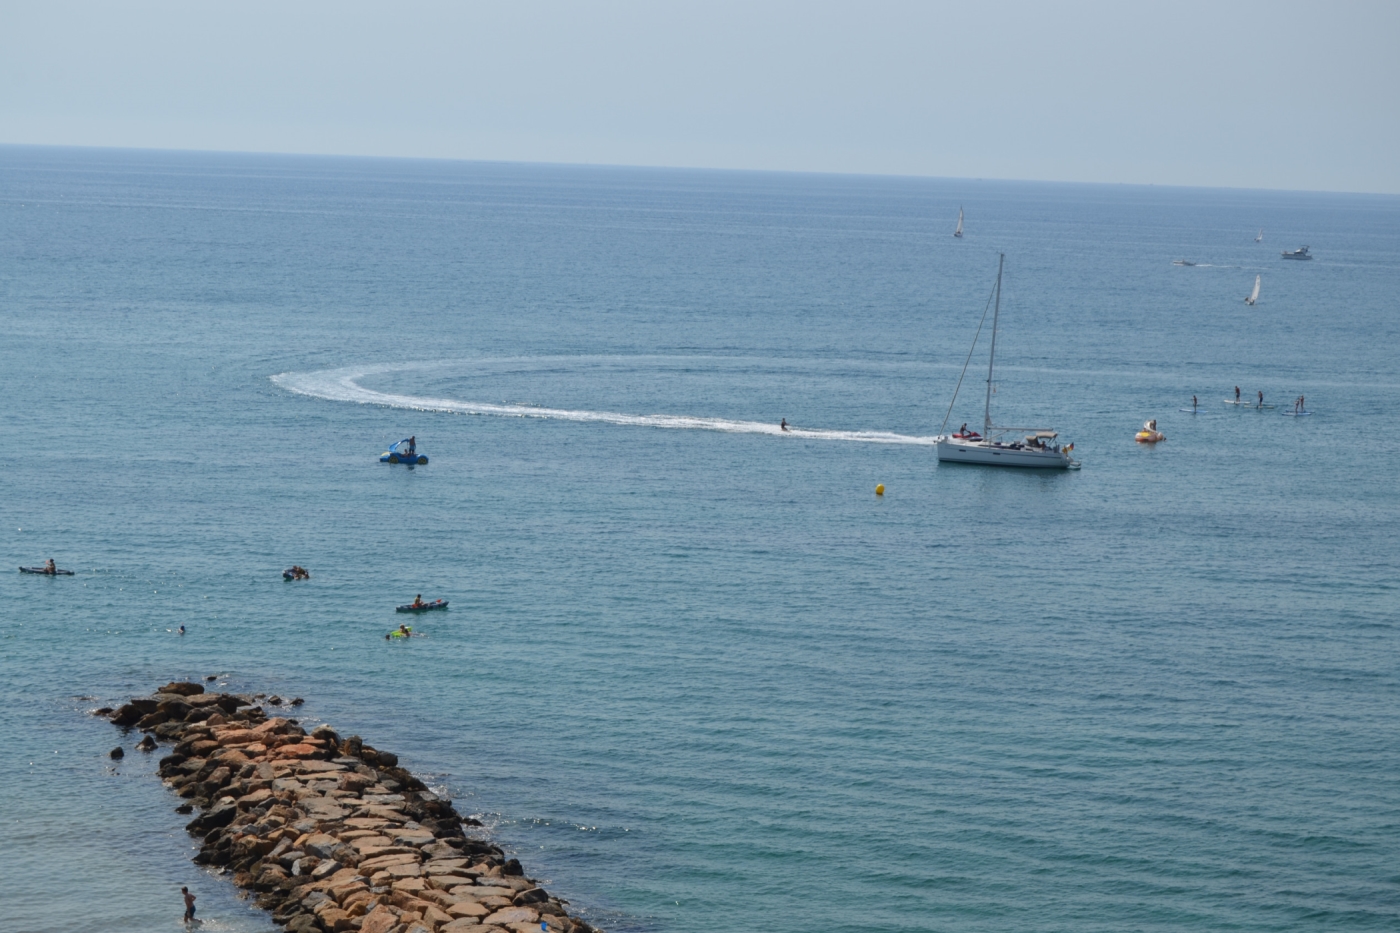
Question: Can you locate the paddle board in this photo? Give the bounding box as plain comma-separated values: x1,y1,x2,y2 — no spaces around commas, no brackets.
1280,410,1312,416
1178,408,1206,414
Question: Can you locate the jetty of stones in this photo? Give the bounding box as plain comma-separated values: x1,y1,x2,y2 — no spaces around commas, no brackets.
103,681,597,933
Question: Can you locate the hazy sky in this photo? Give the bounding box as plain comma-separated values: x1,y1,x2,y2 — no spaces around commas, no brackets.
3,1,1397,192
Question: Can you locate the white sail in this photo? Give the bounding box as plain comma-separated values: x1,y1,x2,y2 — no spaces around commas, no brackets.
1245,274,1260,305
953,207,963,238
1255,228,1263,242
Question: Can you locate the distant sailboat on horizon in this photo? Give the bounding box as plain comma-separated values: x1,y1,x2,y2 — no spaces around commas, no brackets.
1245,274,1260,306
953,206,964,238
1255,228,1264,243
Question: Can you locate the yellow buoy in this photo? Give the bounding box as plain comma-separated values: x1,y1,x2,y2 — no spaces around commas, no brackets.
875,484,885,496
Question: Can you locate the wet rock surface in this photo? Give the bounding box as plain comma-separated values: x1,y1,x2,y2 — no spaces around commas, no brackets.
108,683,599,933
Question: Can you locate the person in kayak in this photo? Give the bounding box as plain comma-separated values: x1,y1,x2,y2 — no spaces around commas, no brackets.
44,558,56,575
412,594,424,608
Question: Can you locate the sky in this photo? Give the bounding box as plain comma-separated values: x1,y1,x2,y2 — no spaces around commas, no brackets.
2,1,1397,193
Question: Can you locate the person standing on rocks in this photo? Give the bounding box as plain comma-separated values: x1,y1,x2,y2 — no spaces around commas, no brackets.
181,886,196,924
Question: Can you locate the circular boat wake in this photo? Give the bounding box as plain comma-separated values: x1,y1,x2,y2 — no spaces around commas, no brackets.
271,363,938,446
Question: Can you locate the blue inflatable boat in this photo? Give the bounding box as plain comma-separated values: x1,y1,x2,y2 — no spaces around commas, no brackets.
380,439,427,465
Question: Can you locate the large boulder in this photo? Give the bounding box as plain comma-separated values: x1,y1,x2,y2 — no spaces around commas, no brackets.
110,704,145,727
359,904,399,933
186,800,238,835
159,681,205,696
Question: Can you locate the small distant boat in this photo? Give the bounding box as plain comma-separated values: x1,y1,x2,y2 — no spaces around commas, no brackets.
283,566,310,581
1245,275,1260,305
397,599,448,613
953,206,964,239
1135,420,1166,444
1255,228,1264,243
1281,246,1312,260
19,565,74,575
1173,259,1197,266
380,438,427,465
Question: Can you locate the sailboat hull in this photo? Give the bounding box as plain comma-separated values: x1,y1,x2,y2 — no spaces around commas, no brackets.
936,437,1073,469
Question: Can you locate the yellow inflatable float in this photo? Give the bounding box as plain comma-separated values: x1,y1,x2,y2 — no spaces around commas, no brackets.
1135,419,1166,443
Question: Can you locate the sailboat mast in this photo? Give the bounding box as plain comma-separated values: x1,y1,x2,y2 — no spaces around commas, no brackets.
984,253,1004,434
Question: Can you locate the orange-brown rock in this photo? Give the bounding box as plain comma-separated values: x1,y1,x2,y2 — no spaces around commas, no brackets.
359,904,400,933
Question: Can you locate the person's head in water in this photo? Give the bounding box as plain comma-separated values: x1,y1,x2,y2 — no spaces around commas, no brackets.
178,625,185,635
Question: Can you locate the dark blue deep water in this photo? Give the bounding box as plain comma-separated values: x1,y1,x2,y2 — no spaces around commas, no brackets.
2,146,1398,933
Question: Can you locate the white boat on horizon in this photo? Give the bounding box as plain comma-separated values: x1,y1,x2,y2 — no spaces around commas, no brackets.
953,206,964,238
936,255,1077,469
1245,274,1260,305
1255,228,1264,242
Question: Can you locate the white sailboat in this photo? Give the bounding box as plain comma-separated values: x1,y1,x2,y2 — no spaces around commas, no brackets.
953,206,964,238
1255,228,1264,243
1244,274,1260,305
936,255,1077,469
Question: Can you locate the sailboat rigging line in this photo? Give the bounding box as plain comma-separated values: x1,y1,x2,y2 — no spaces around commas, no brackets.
938,273,999,436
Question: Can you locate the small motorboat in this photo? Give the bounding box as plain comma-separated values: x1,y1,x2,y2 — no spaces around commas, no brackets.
1135,420,1166,444
20,565,74,575
1172,259,1196,266
396,599,448,613
283,566,311,581
1281,246,1312,260
380,438,427,465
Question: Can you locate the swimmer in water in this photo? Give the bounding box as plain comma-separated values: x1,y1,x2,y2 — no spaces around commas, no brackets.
178,625,185,636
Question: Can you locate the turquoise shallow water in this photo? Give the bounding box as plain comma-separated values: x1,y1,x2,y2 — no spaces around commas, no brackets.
2,146,1399,933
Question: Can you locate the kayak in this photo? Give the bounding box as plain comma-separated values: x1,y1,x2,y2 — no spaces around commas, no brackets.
20,566,74,575
396,599,448,613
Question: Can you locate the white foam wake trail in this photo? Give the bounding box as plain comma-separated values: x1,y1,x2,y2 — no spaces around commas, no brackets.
272,365,939,446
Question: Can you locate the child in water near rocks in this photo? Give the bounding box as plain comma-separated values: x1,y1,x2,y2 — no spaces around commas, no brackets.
182,886,196,923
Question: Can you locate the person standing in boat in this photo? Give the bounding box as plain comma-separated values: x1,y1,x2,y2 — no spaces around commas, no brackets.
408,436,416,455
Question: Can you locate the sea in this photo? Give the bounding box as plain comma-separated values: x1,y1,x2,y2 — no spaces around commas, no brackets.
2,145,1398,933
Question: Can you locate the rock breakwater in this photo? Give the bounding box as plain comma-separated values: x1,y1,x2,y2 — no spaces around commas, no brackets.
105,681,598,933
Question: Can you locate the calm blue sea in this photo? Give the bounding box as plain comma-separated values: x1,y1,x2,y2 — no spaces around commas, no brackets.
2,146,1398,933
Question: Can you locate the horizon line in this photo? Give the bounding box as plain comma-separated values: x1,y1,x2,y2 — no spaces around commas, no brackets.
3,140,1397,200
